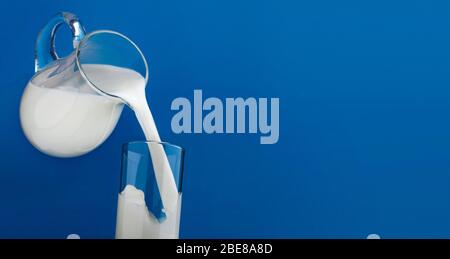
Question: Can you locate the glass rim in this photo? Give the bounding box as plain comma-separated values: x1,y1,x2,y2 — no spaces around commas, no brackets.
75,29,149,103
123,140,184,152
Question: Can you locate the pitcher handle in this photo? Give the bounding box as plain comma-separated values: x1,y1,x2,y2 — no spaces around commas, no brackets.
35,12,86,71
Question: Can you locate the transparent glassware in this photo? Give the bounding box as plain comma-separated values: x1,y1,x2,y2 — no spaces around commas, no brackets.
20,12,148,157
116,141,185,239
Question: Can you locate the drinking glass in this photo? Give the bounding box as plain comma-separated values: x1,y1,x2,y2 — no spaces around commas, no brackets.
115,141,185,239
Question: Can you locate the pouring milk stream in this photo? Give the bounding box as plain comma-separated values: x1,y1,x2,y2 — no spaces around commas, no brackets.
19,13,179,237
80,64,179,214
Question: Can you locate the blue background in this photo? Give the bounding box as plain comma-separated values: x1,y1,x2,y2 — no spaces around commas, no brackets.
1,0,450,238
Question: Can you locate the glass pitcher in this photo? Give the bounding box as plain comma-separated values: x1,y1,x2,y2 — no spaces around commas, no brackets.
19,12,148,157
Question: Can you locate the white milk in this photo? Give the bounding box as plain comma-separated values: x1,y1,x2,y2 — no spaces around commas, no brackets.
116,185,181,239
21,64,180,238
20,66,125,157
